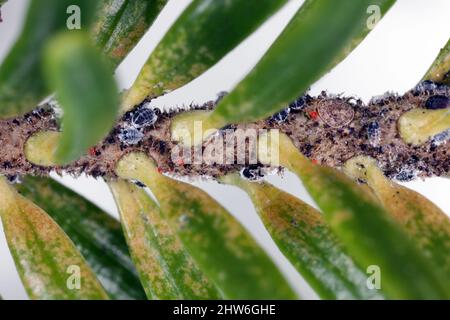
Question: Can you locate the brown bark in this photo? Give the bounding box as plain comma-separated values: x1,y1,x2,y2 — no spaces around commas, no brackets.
0,83,448,182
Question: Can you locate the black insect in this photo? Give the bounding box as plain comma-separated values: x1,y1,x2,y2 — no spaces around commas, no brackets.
106,135,116,144
367,121,380,141
215,91,228,104
395,169,415,182
289,96,306,111
270,108,290,122
131,107,158,127
7,174,21,184
31,107,47,118
118,126,144,145
431,129,450,146
424,95,449,110
414,80,437,93
241,164,264,181
132,180,146,188
302,143,314,158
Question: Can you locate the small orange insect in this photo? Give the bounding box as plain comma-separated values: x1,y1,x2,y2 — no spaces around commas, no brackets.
308,110,319,120
88,147,96,156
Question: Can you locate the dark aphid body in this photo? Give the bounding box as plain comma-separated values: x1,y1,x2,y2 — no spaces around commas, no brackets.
414,80,438,94
241,164,264,181
367,121,381,146
424,95,449,110
131,107,158,127
7,174,21,184
132,179,146,188
289,96,306,111
413,80,449,96
431,129,450,146
215,91,228,104
394,169,416,182
270,108,290,123
118,126,144,145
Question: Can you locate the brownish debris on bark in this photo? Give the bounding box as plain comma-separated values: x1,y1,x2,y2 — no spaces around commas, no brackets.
0,82,448,182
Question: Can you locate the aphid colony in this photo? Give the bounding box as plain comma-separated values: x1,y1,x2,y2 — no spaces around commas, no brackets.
118,93,309,146
0,85,447,181
118,103,158,145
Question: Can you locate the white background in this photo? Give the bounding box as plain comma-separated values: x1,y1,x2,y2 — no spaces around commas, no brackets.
0,0,449,299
